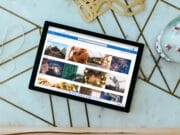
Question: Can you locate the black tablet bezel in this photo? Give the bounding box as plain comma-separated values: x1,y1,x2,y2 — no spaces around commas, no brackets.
29,21,144,112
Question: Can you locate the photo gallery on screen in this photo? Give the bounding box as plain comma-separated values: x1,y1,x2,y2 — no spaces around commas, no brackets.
37,41,131,104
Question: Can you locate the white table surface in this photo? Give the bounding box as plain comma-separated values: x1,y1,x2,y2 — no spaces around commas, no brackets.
0,0,179,128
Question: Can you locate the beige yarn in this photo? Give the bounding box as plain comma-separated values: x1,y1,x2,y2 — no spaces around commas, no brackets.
74,0,145,22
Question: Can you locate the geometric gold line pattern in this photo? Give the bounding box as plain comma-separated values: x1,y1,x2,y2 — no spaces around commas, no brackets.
0,96,55,126
0,27,38,48
0,4,56,126
0,45,38,66
0,66,33,84
161,0,180,10
0,5,41,28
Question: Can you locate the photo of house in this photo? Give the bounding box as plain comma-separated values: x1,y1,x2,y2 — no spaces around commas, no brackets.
105,74,126,93
87,50,112,69
74,66,85,83
61,63,78,80
45,41,67,59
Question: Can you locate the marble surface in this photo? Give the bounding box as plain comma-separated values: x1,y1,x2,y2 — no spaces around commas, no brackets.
0,0,179,128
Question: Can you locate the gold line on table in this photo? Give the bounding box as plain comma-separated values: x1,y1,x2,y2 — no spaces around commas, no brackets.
96,17,106,34
0,66,33,84
67,99,73,127
172,79,180,94
110,10,127,39
0,45,38,66
0,27,39,47
49,95,57,127
147,57,161,81
38,28,43,36
0,5,41,28
84,103,90,127
136,0,159,41
139,67,147,80
0,96,55,127
139,78,180,99
161,0,180,10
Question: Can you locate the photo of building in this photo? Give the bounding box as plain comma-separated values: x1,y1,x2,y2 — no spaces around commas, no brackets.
61,63,78,80
45,41,67,59
105,74,126,93
87,50,112,69
74,66,85,83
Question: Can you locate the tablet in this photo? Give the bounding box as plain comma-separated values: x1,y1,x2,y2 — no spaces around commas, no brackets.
29,21,144,112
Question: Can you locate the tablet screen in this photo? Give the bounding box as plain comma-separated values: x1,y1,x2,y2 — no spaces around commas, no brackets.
29,21,143,112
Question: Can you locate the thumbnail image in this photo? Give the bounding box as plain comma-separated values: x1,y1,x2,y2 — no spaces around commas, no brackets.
100,91,123,103
79,87,100,98
37,76,79,92
45,41,67,59
110,56,131,74
84,68,107,88
105,74,126,93
68,46,89,64
40,58,64,77
37,76,51,86
74,67,85,83
101,55,113,69
61,63,78,80
87,50,112,69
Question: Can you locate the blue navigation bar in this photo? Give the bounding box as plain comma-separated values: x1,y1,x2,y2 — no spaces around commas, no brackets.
107,45,137,54
48,30,137,54
48,30,78,40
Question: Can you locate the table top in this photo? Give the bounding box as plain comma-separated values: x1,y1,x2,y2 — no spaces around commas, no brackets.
0,0,179,128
